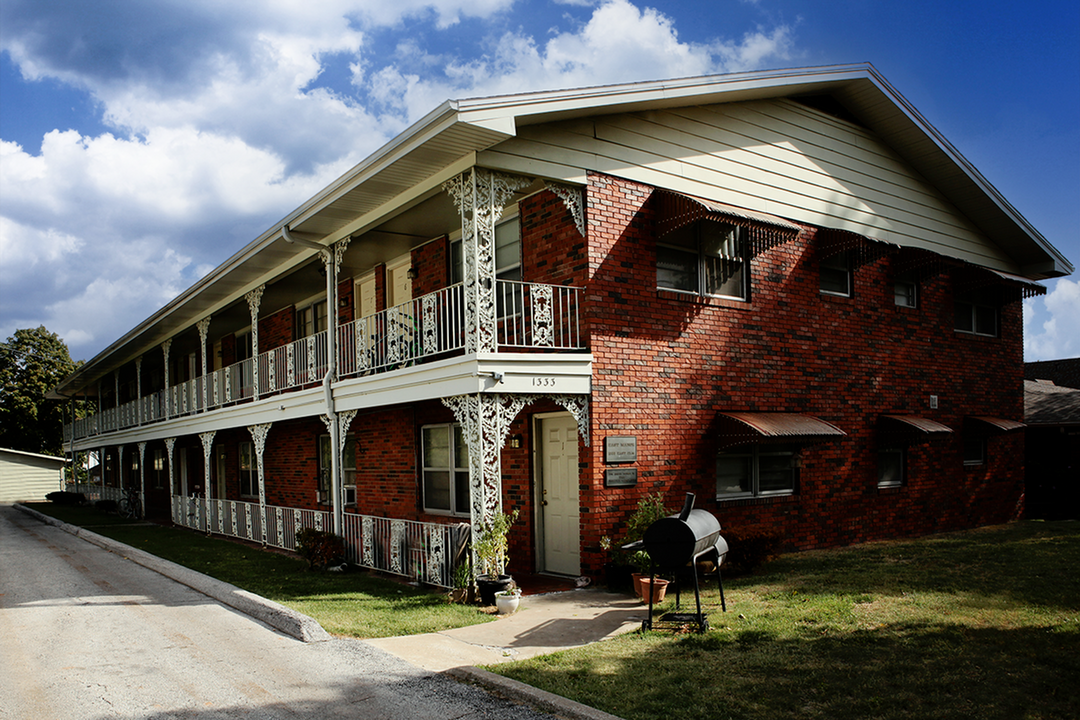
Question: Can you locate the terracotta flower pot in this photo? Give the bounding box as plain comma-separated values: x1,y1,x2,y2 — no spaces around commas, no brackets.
631,573,644,598
638,576,669,604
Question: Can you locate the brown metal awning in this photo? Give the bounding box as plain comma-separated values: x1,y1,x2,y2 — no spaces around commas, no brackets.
879,415,954,443
653,189,802,256
815,228,899,269
716,412,846,450
966,416,1026,435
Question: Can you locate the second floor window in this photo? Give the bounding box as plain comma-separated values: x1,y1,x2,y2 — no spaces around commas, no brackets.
451,216,521,285
296,297,327,339
954,290,998,337
820,251,853,297
657,221,747,300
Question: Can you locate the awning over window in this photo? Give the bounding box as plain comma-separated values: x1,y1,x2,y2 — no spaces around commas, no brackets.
966,416,1026,435
879,415,953,443
815,228,898,269
953,264,1046,303
653,189,802,256
716,412,846,450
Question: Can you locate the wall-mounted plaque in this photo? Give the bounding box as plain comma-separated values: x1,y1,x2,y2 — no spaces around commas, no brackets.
605,468,638,487
605,436,637,464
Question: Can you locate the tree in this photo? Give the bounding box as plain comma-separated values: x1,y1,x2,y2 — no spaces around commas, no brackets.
0,326,80,455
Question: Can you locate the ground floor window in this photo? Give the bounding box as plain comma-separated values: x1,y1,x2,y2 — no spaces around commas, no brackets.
317,435,357,504
239,441,256,497
422,423,470,516
716,444,798,498
963,437,986,466
878,448,905,488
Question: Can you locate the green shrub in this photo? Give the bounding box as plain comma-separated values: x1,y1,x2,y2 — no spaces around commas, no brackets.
46,491,86,506
721,524,781,575
295,528,346,570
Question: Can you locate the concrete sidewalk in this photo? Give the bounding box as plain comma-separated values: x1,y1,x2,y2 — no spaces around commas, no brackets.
368,588,647,671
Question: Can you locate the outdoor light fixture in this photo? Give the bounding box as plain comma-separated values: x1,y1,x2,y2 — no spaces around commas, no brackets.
406,265,419,280
509,434,523,449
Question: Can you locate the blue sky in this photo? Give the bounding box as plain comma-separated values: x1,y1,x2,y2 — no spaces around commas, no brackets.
1,0,1077,363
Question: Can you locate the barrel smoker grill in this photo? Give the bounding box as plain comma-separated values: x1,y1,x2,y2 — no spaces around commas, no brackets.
640,493,727,632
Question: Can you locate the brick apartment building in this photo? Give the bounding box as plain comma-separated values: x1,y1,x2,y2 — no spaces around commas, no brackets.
53,64,1071,584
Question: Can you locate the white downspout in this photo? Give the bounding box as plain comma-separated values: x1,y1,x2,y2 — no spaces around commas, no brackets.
282,225,342,536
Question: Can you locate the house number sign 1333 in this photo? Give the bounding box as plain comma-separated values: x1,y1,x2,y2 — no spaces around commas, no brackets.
531,377,558,388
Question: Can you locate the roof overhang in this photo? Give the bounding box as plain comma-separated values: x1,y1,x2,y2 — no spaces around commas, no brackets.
56,63,1072,395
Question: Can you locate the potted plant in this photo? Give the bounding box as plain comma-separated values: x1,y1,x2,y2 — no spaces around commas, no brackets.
494,585,522,615
621,493,670,597
474,508,519,605
447,562,472,604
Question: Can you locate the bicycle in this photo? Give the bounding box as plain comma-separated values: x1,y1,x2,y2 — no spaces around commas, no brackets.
118,487,141,520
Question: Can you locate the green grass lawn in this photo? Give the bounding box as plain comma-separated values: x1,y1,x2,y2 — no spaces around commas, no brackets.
23,502,493,638
492,521,1080,720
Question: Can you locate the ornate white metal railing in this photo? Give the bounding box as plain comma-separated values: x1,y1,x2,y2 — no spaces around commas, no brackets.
167,495,467,588
64,281,582,442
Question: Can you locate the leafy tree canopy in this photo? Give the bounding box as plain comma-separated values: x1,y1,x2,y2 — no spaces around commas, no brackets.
0,326,81,455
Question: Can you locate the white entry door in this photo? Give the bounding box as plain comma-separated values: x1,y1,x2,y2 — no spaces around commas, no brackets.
540,414,580,575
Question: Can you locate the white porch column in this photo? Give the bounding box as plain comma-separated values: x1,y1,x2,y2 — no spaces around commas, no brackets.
248,423,272,546
444,168,529,354
200,431,215,533
162,339,172,419
118,445,126,490
138,441,147,517
164,437,176,519
197,317,211,411
136,356,143,425
246,285,265,401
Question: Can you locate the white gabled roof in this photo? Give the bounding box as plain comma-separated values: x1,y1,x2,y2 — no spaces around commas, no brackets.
56,63,1071,393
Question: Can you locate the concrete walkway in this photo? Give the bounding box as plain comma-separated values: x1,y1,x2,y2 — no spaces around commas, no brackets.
368,588,647,671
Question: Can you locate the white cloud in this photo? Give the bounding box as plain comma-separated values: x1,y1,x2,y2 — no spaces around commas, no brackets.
0,0,797,360
1024,278,1080,361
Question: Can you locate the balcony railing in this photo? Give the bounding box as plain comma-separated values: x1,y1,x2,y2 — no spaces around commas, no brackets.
65,280,583,442
170,496,469,587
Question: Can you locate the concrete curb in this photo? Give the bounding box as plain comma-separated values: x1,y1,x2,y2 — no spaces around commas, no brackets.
447,667,626,720
14,504,331,643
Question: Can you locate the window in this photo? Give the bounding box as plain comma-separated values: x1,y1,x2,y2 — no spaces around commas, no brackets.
716,444,797,498
239,441,256,497
963,437,985,466
954,291,998,337
657,221,747,300
894,279,917,308
820,251,852,296
296,297,327,339
451,216,521,285
422,424,470,515
317,435,357,504
153,447,166,489
877,448,905,488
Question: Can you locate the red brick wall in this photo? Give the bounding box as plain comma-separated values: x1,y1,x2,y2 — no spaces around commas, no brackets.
521,190,587,286
578,171,1026,574
413,236,451,295
263,419,324,509
338,278,354,326
260,306,294,352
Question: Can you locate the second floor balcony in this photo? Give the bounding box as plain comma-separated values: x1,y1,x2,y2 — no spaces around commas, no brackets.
66,280,584,443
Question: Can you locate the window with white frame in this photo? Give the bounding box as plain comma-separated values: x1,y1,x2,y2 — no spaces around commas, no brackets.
716,444,798,498
657,221,747,300
963,437,986,466
894,278,917,308
239,441,256,497
451,216,521,285
877,447,905,488
296,296,327,339
954,290,998,337
820,251,853,297
422,423,470,515
317,435,357,504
